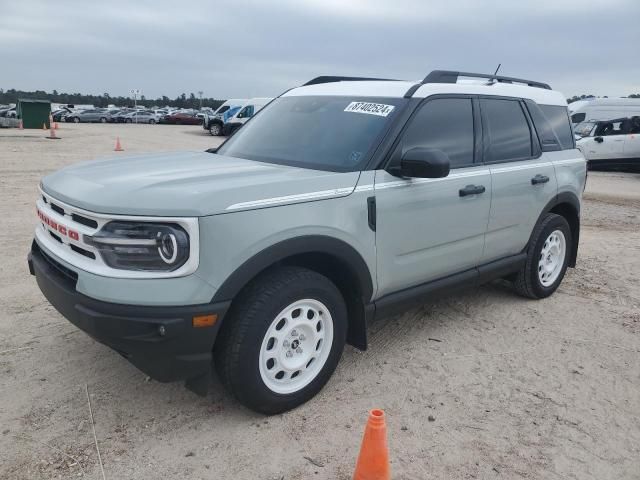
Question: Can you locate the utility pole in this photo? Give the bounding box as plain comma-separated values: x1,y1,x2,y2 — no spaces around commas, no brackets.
198,91,203,110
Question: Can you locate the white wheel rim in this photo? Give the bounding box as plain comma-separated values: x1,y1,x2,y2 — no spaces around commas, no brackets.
538,229,566,287
259,299,333,395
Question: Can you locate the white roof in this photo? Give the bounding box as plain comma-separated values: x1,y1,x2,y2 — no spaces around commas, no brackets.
285,79,566,106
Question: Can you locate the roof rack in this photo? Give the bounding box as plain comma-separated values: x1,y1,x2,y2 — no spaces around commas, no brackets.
303,76,398,86
423,70,551,90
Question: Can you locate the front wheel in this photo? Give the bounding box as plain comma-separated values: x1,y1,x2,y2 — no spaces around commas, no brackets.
514,213,572,299
214,266,347,414
148,119,155,124
208,123,221,136
73,117,80,123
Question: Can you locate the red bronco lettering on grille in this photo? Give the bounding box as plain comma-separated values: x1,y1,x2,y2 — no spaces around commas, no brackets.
37,209,80,241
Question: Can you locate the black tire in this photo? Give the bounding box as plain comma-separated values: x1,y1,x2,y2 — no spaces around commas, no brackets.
514,213,572,299
208,123,222,136
149,119,155,124
214,266,347,414
73,117,80,123
100,117,107,123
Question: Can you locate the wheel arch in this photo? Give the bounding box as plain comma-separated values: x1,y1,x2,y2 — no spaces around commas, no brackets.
212,235,374,350
535,192,581,267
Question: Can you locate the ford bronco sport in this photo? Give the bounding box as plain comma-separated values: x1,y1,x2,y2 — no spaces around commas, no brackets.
29,70,586,414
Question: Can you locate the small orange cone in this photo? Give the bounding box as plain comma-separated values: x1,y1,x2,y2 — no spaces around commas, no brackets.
18,119,23,130
54,122,59,130
114,137,124,151
46,123,60,140
353,409,390,480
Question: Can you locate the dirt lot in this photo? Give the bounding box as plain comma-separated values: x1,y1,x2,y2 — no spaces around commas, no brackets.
1,124,639,479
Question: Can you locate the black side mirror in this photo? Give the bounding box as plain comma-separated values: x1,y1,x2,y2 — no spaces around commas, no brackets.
392,148,451,178
594,136,604,143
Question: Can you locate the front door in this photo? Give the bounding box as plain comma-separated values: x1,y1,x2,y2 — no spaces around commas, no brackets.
374,97,491,298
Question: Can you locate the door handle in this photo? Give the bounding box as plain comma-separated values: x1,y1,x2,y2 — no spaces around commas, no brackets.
531,174,550,185
459,184,486,197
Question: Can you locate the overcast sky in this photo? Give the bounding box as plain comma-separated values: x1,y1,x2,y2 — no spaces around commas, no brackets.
1,0,639,100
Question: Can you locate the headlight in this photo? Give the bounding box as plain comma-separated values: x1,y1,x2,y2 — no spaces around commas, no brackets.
86,221,190,272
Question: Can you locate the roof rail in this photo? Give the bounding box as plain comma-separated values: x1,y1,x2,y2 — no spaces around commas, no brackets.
303,76,398,86
423,70,551,90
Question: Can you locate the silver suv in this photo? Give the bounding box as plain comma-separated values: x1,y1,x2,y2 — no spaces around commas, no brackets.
28,70,586,414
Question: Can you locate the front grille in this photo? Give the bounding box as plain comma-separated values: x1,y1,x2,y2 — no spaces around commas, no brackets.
70,244,96,259
50,203,64,216
72,213,98,229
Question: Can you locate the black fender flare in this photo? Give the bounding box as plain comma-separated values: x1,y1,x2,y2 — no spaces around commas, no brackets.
211,235,374,304
531,192,581,267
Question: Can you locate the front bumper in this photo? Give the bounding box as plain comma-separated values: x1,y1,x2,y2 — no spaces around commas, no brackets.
28,241,230,383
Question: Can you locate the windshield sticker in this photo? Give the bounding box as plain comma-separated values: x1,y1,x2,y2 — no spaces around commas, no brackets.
344,102,395,117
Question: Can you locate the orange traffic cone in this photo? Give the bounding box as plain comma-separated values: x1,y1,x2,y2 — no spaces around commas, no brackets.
353,409,390,480
54,122,59,130
18,119,23,130
46,122,60,140
114,137,124,151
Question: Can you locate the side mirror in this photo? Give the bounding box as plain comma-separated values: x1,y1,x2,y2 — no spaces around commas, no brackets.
594,136,604,143
392,148,451,178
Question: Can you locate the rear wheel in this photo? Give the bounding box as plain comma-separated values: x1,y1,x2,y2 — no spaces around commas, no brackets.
514,213,571,299
100,117,107,123
73,117,80,123
214,266,347,414
149,119,155,124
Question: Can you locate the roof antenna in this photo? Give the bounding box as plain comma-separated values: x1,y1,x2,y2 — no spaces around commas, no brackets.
487,63,501,86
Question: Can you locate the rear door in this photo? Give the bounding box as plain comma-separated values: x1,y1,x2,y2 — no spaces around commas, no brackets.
374,96,491,298
481,97,557,262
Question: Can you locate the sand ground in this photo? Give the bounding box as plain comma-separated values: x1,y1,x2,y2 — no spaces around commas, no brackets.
1,124,639,479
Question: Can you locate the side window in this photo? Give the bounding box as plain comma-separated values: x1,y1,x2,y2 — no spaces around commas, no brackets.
630,117,640,134
482,99,532,162
395,98,475,168
525,101,561,151
571,112,586,123
539,105,575,150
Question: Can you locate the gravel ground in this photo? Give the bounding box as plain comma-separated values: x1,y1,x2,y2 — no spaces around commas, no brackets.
1,124,639,479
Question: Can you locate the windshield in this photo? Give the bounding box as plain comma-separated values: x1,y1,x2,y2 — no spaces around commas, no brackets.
217,96,406,171
574,121,596,137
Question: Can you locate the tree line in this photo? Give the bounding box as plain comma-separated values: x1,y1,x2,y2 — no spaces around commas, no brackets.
568,94,640,103
0,88,224,110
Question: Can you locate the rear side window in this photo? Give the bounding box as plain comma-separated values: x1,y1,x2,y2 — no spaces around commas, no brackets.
525,101,561,152
540,105,574,149
482,99,532,162
396,98,475,168
571,112,586,123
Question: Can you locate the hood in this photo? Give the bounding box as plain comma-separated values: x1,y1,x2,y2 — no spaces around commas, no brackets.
41,151,360,217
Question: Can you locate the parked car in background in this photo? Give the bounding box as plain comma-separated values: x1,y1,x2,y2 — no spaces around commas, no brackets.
221,98,272,135
51,108,71,122
161,111,202,125
0,106,16,118
575,116,640,170
202,99,247,136
65,109,112,123
569,98,640,124
123,110,160,124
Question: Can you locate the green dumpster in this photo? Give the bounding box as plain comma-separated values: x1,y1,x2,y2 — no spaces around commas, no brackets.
17,99,51,129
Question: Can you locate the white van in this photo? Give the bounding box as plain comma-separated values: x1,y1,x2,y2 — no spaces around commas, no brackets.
221,97,273,136
202,99,247,136
569,98,640,123
575,116,640,170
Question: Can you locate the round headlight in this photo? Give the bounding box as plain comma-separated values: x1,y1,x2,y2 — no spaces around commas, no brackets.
157,231,178,264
